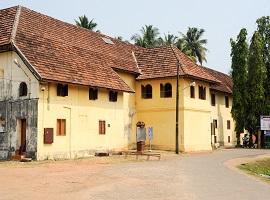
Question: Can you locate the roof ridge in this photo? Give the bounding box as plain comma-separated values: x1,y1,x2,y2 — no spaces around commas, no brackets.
170,44,187,75
201,65,231,78
9,5,22,44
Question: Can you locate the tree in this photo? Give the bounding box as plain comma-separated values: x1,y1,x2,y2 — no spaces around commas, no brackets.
175,38,197,62
75,15,99,31
131,25,160,48
246,31,267,144
256,16,270,114
158,33,178,45
230,28,249,146
179,27,208,65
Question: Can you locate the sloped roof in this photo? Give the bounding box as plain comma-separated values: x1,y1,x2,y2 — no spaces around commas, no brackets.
202,66,233,94
1,6,139,92
0,6,17,49
0,6,232,94
135,45,219,83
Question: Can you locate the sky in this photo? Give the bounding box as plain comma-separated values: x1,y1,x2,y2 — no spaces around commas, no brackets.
1,0,270,74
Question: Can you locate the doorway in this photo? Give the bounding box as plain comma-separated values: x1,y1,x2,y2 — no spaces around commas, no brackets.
17,119,26,155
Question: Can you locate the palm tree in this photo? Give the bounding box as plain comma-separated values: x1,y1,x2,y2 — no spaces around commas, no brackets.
158,33,178,45
179,27,207,65
131,25,160,48
75,15,99,31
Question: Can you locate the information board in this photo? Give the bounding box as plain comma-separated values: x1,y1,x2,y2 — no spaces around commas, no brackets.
260,116,270,130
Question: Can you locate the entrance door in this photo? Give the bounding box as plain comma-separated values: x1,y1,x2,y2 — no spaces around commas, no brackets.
20,119,26,155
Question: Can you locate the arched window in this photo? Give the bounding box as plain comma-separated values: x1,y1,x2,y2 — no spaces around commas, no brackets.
160,83,172,98
19,82,27,97
141,84,152,99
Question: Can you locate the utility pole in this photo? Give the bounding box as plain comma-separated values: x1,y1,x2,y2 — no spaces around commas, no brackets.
175,61,180,154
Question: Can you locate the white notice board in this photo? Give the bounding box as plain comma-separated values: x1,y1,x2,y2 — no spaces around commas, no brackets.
260,116,270,130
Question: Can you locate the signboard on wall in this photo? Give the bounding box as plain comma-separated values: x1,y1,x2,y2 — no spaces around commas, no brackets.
260,116,270,130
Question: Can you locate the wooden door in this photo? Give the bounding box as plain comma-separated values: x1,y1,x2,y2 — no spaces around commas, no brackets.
20,119,26,154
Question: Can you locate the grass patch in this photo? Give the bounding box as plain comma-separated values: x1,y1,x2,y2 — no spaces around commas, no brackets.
239,158,270,179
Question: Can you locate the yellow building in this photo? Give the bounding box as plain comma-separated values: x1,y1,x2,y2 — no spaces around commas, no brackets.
0,6,235,160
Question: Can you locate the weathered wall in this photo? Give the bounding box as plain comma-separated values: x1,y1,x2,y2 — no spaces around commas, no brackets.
116,72,137,149
0,99,38,159
0,51,39,159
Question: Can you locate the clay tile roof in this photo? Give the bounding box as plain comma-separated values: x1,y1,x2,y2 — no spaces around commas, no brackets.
135,45,219,83
202,66,233,94
0,6,17,48
0,6,140,92
134,46,184,79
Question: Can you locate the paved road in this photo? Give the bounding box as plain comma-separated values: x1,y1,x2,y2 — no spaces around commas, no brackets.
1,149,270,200
87,149,270,200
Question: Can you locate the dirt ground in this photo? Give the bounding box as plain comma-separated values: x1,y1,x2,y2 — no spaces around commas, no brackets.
1,149,270,200
0,152,175,200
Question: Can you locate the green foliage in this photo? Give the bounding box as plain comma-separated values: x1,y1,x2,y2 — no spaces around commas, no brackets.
246,31,267,134
239,158,270,177
131,26,207,64
179,27,208,65
230,29,248,143
75,15,99,31
257,16,270,114
131,25,160,48
158,33,178,45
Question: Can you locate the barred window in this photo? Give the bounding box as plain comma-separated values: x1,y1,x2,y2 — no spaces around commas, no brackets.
141,84,152,99
160,83,172,98
89,88,98,100
57,84,68,97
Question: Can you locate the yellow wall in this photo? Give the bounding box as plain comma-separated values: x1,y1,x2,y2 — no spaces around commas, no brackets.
210,92,236,147
135,78,214,152
0,51,237,159
116,72,137,148
37,83,126,160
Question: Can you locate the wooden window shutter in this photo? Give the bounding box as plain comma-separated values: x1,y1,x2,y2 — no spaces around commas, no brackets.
57,119,66,136
99,120,105,134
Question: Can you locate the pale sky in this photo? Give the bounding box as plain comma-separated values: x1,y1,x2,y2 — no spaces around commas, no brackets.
1,0,270,74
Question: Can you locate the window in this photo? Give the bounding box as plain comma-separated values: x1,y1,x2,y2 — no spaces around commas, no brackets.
89,88,98,100
160,83,172,98
141,84,152,99
228,136,231,143
99,120,106,135
109,91,118,102
57,84,68,97
190,86,195,98
225,96,229,108
57,119,66,136
214,136,217,143
198,85,206,100
213,119,217,128
211,93,216,106
19,82,27,97
227,120,231,129
102,37,114,45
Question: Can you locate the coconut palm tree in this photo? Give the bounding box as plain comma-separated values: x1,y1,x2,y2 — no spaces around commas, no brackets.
131,25,160,48
75,15,99,31
158,33,178,45
179,27,207,65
